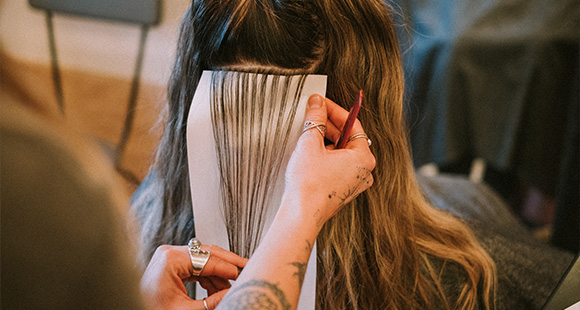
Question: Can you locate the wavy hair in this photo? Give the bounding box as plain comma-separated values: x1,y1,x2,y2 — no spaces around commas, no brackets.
132,0,497,309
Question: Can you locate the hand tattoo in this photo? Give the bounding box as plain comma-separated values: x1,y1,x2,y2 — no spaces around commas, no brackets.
328,166,373,207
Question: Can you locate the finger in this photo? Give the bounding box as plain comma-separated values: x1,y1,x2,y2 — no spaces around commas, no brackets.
209,275,231,291
300,94,328,145
344,133,372,151
324,97,365,136
151,245,196,281
205,289,229,310
304,94,328,125
198,277,218,296
202,245,248,269
324,120,341,145
200,247,247,280
202,257,241,280
324,96,350,124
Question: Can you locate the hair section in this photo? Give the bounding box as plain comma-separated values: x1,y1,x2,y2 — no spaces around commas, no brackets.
210,71,306,258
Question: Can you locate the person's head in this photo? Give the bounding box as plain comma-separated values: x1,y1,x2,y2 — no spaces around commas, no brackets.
135,1,496,309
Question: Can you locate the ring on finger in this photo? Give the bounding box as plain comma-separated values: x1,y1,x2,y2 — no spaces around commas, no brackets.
302,120,326,137
347,133,372,147
188,238,210,276
203,297,209,310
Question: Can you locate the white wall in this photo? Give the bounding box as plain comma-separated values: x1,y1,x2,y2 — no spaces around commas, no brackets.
0,0,190,85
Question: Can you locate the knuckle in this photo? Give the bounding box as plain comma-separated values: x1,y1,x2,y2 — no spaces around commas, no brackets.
367,174,375,187
361,152,376,170
155,245,180,262
155,244,172,255
208,297,221,310
369,155,377,170
308,118,326,126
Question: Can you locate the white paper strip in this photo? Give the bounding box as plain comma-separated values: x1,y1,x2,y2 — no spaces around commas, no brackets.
187,70,327,309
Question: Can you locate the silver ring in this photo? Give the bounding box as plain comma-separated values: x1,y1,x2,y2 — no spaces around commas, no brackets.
188,238,210,276
203,298,209,310
347,133,372,146
302,121,326,137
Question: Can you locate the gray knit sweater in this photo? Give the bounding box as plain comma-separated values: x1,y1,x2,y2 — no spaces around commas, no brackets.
418,174,574,310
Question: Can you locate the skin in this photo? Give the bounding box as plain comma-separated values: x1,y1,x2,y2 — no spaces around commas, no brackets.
142,94,375,310
217,94,375,309
140,244,248,310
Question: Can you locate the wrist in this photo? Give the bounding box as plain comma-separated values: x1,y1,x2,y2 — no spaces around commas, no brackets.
276,192,328,235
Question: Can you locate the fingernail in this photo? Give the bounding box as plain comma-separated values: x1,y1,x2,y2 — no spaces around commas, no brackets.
309,95,323,108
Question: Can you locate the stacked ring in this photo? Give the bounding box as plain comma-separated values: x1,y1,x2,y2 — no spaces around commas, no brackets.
347,133,372,146
188,238,211,276
302,121,327,137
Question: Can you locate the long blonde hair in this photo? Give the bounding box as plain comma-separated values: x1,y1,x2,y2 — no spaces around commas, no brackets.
133,0,496,308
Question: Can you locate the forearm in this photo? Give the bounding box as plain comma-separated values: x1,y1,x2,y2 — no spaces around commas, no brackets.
216,196,322,310
215,94,375,309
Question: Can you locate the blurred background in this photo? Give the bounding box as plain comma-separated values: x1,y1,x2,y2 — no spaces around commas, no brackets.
1,0,190,189
0,0,577,253
393,0,578,253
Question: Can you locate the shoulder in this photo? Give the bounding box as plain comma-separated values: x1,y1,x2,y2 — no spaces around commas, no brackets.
472,226,574,310
417,174,575,309
1,102,144,309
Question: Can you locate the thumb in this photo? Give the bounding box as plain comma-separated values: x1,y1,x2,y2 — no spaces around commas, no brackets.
304,94,327,125
299,94,328,146
204,289,229,309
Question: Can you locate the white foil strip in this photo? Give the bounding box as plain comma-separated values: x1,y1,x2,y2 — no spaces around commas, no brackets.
187,70,327,309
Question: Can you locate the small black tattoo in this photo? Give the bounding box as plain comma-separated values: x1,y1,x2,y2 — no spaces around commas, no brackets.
305,240,312,253
335,167,373,207
290,261,307,288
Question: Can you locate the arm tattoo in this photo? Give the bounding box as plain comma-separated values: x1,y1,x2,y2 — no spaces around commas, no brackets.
218,280,291,310
290,261,307,288
304,239,312,253
314,208,325,228
290,240,311,287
